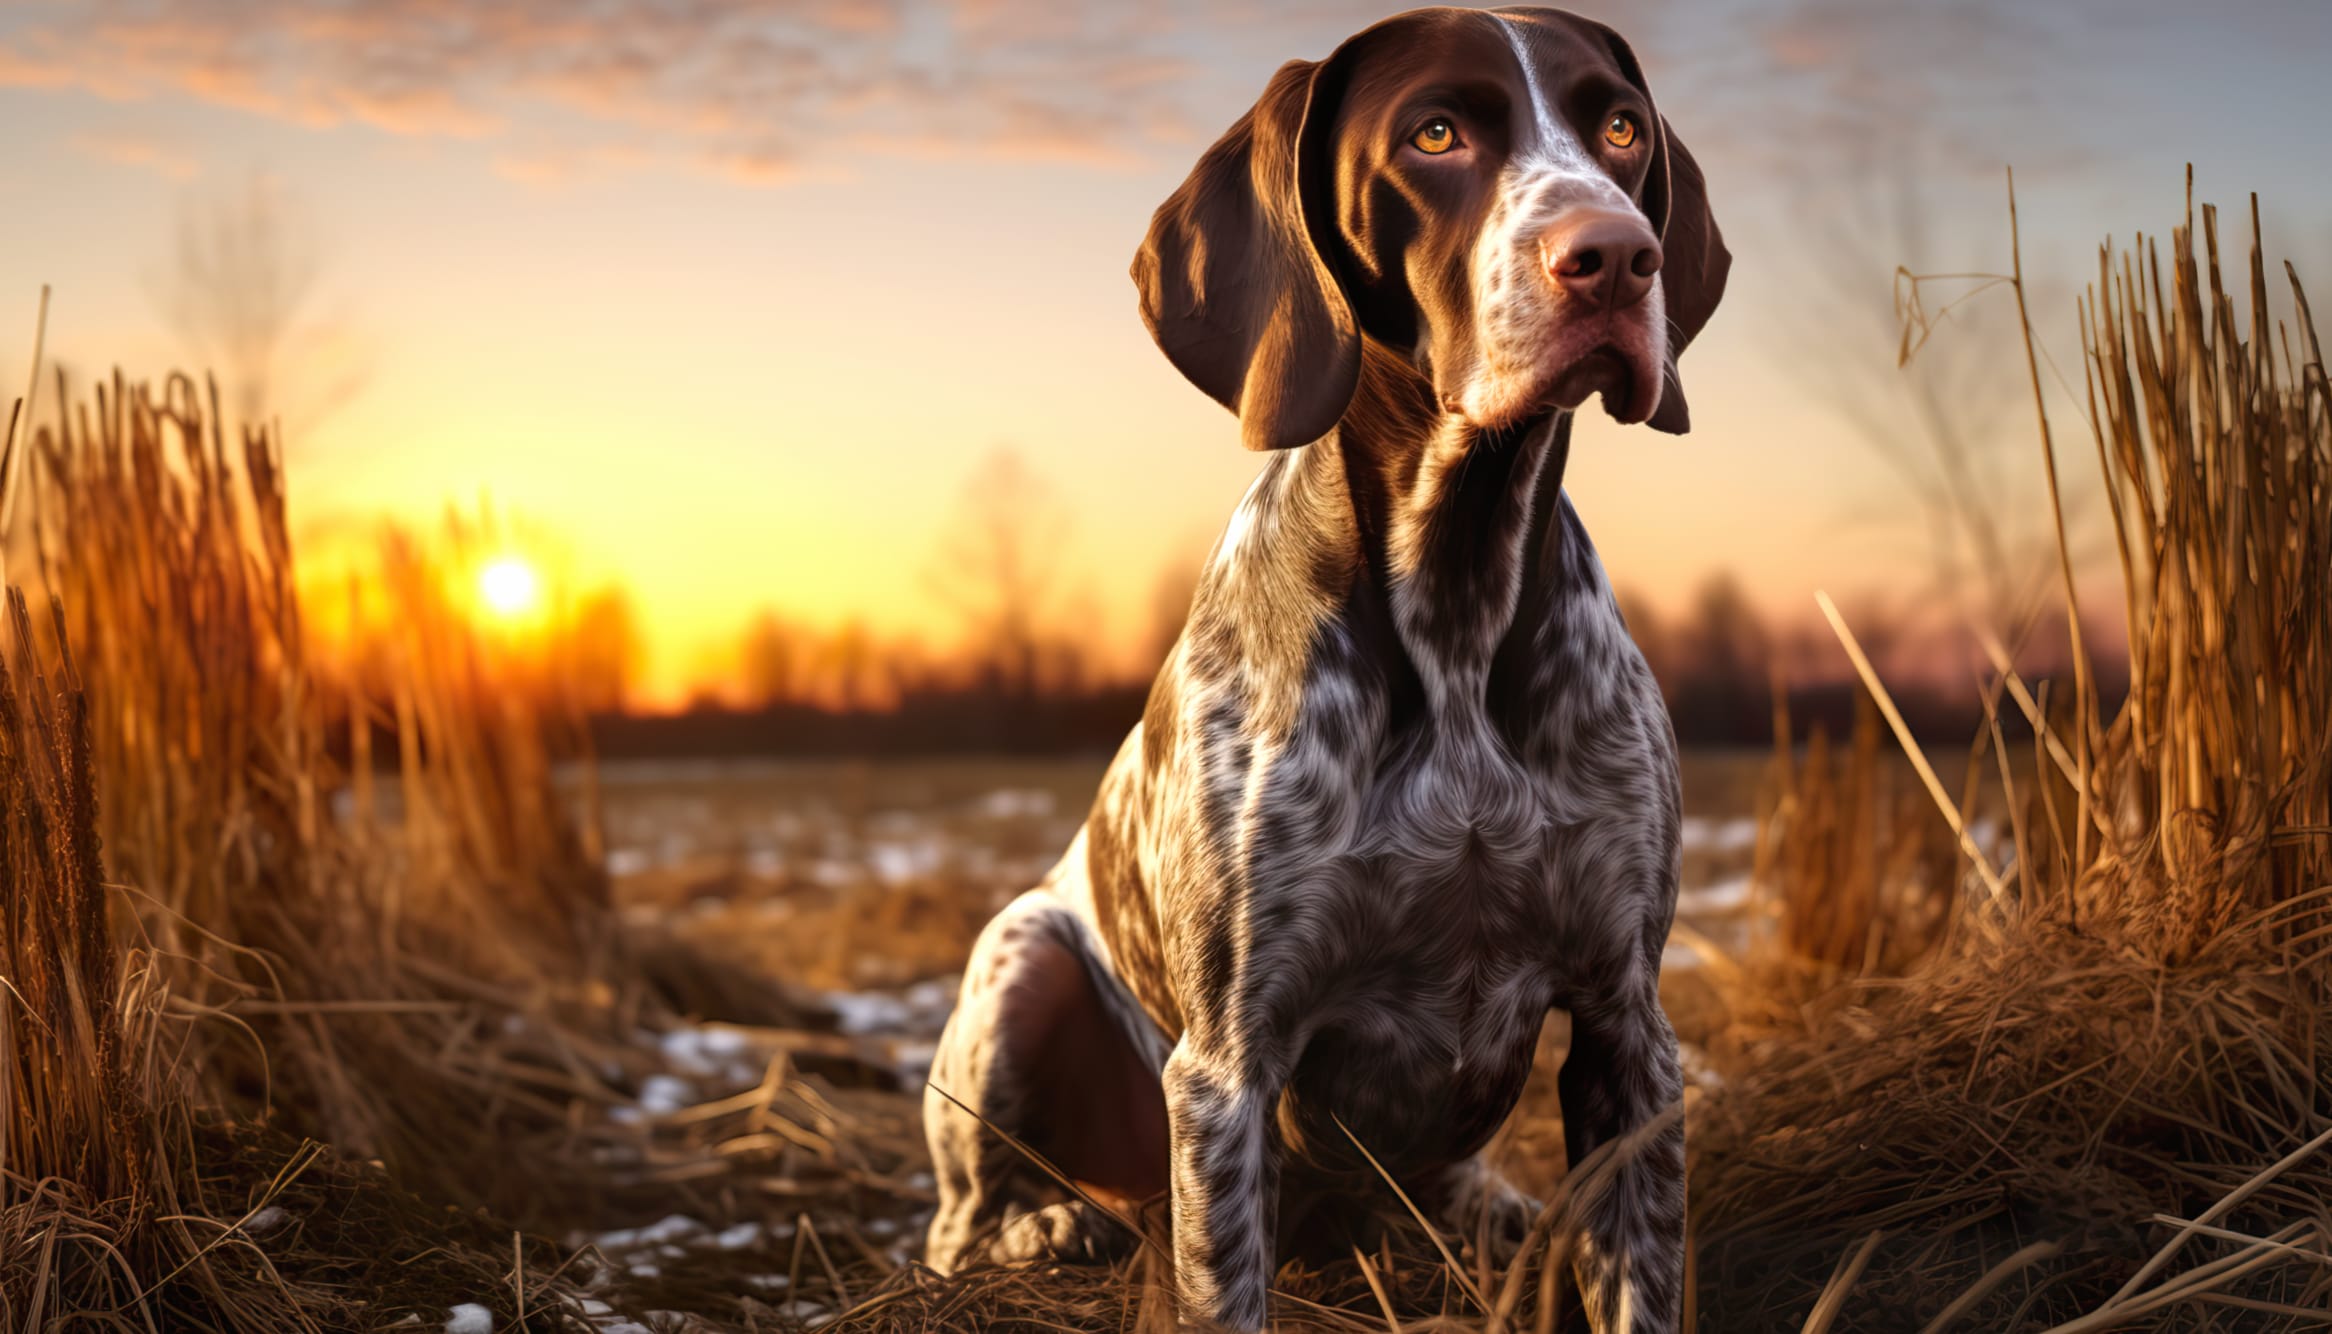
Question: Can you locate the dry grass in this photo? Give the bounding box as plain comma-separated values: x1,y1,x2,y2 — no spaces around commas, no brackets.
1688,179,2332,1330
0,367,913,1328
1751,692,1962,988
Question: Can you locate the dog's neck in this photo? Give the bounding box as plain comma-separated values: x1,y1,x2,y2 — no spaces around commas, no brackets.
1307,343,1575,713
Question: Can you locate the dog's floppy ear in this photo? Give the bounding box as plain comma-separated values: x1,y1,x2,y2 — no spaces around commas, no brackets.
1592,23,1730,435
1132,58,1358,451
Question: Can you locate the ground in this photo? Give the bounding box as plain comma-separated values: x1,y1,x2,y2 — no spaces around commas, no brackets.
566,751,1772,1325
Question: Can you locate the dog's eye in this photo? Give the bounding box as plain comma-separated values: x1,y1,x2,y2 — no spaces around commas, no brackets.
1603,113,1639,149
1410,117,1457,155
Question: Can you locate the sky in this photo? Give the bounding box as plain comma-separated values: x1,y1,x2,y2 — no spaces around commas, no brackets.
2,0,2328,704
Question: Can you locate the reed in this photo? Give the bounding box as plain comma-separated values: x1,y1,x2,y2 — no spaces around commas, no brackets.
1689,179,2332,1330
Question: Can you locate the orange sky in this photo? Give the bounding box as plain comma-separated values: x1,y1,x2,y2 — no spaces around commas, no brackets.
3,0,2328,706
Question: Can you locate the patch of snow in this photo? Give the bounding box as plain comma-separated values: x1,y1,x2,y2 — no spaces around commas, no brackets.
445,1304,495,1334
824,991,910,1036
902,978,956,1018
715,1221,762,1249
242,1204,291,1237
866,838,942,885
892,1041,937,1088
660,1025,753,1081
594,1215,706,1251
744,848,785,878
1680,1041,1725,1092
974,788,1054,819
636,1074,695,1115
606,848,652,877
1681,815,1759,855
823,977,955,1044
1676,873,1755,917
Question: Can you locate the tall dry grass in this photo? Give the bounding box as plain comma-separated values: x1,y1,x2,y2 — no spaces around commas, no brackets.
0,395,328,1327
15,371,634,1218
0,358,914,1331
2074,193,2331,953
1690,180,2332,1330
1753,693,1960,988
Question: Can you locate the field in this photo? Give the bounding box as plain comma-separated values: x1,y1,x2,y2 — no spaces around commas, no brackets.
2,186,2327,1332
599,750,1776,986
570,744,1922,1327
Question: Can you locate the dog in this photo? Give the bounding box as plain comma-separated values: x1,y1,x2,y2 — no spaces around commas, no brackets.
923,7,1727,1330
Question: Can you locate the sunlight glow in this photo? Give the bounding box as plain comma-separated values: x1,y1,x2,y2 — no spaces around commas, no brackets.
479,556,542,619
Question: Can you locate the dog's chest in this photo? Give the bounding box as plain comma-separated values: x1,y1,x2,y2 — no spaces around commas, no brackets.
1261,723,1557,1167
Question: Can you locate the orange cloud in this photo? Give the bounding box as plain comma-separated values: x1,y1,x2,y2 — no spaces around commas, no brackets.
1,0,1201,184
70,128,200,179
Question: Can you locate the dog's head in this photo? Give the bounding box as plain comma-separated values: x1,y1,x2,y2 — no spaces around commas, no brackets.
1134,6,1729,450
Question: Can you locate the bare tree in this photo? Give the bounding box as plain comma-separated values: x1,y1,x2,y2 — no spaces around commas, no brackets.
927,446,1075,700
1612,585,1675,689
820,619,880,712
1143,547,1204,677
150,173,367,438
738,609,806,708
1667,571,1773,744
562,585,641,714
1770,133,2064,645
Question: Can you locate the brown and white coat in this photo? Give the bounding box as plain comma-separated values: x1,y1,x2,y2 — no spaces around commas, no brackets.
923,8,1730,1331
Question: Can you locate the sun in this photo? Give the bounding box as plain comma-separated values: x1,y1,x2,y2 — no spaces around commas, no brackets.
478,556,542,620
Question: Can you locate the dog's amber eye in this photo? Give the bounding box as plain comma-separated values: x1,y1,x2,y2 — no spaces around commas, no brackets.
1410,118,1457,155
1604,113,1638,149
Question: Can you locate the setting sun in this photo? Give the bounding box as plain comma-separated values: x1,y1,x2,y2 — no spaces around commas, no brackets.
478,556,541,619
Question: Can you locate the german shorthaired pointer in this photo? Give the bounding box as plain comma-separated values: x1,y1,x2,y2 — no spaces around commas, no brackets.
924,7,1728,1330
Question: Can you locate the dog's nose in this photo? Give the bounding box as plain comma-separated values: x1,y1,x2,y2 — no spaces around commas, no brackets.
1541,208,1662,310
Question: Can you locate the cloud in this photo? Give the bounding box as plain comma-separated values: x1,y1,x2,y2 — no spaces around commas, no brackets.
6,0,2312,198
70,127,201,179
0,0,1206,184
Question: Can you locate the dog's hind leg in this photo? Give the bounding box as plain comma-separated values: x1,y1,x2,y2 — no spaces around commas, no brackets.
923,887,1170,1272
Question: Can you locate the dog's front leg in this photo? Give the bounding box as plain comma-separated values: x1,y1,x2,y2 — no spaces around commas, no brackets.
1162,1039,1279,1331
1560,976,1686,1333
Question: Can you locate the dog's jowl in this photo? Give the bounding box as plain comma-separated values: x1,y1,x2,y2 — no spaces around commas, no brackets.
923,7,1729,1331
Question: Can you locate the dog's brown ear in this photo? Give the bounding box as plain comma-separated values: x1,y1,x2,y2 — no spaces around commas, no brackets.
1591,23,1730,435
1132,58,1358,451
1641,116,1729,434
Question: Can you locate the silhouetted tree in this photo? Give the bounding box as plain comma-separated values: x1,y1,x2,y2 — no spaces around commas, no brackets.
1144,548,1204,678
1771,136,2062,644
1612,585,1675,688
739,609,807,708
1669,572,1772,744
927,446,1073,701
821,619,879,712
150,173,366,438
564,585,640,713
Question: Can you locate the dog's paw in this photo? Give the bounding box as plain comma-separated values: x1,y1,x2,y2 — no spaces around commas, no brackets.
1434,1161,1542,1264
987,1200,1140,1267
